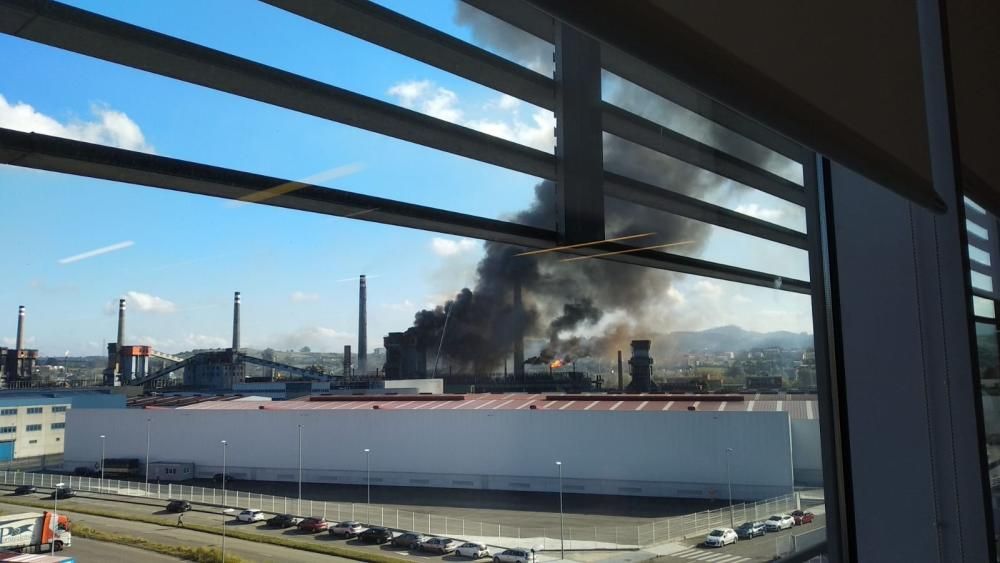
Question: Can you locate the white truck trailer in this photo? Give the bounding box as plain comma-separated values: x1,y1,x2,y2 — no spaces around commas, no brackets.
0,512,71,553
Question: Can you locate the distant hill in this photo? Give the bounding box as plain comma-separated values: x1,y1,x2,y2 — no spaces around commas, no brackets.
658,325,813,357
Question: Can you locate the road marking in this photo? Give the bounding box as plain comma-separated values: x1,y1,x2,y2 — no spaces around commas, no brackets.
541,401,557,409
492,399,514,409
806,401,814,419
559,401,575,410
428,401,451,410
776,400,784,412
584,401,599,410
450,401,467,409
635,401,648,410
391,401,414,409
473,400,497,410
609,400,624,410
717,401,727,411
662,401,675,410
692,401,701,409
515,401,534,410
746,400,755,412
670,548,699,557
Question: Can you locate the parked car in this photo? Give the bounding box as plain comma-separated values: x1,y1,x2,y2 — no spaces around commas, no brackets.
735,521,766,539
391,532,427,549
49,487,75,500
492,548,534,563
237,509,265,523
765,514,795,531
12,485,36,495
791,510,815,525
704,528,738,547
418,537,461,554
359,527,394,544
297,517,329,533
266,513,302,528
456,542,492,559
165,499,192,513
330,521,366,537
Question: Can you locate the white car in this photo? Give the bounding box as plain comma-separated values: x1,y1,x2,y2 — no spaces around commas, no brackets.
764,514,795,531
493,548,534,563
237,509,265,523
330,521,366,537
456,542,492,559
704,528,738,547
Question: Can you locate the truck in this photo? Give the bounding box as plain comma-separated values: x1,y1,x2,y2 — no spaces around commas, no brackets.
0,512,71,553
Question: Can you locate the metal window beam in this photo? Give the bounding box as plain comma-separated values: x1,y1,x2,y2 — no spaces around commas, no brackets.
603,172,808,250
0,0,555,181
602,103,806,206
0,128,807,294
262,0,555,111
462,0,809,165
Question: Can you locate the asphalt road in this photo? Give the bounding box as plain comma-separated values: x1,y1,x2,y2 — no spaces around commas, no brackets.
71,537,183,563
654,514,827,563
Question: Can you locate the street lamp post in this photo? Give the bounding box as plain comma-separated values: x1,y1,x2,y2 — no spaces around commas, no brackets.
51,481,64,554
556,461,564,559
221,440,228,507
221,508,234,563
364,448,371,523
297,424,303,516
99,435,106,491
726,447,735,528
144,418,151,496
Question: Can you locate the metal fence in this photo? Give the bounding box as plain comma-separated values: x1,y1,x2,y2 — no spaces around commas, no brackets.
0,470,809,550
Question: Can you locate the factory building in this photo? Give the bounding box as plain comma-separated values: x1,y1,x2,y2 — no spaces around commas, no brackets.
0,391,124,469
1,307,39,385
63,393,821,499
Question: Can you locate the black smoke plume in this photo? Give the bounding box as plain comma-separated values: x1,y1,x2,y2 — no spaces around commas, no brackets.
396,7,785,374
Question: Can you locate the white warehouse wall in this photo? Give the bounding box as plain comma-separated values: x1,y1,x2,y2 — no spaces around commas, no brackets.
64,408,795,500
790,419,823,485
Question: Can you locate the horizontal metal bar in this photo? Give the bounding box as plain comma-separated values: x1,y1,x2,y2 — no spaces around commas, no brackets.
970,259,993,277
972,287,996,300
602,102,806,205
0,128,808,293
603,172,808,249
0,0,555,180
974,315,996,324
263,0,555,110
0,128,555,249
462,0,809,164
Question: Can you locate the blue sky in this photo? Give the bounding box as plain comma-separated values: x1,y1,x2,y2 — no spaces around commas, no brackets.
0,0,812,356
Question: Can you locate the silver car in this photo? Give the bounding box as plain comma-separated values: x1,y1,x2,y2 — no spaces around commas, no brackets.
456,542,492,559
418,537,461,554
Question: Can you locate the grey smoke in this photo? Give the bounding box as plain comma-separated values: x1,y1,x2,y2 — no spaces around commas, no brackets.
398,5,784,372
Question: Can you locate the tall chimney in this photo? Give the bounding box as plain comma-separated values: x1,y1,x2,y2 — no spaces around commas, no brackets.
14,306,24,352
617,350,624,392
358,276,367,376
232,291,241,352
116,299,126,352
513,281,525,381
343,345,352,379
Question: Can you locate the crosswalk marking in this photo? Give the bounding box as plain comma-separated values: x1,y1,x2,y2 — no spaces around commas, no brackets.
668,547,751,563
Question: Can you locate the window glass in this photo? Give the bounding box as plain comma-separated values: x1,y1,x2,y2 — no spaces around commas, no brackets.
975,297,997,319
972,271,994,293
968,219,990,240
970,245,992,267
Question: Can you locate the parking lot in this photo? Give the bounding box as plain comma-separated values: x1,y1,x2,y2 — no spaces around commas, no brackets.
654,514,827,563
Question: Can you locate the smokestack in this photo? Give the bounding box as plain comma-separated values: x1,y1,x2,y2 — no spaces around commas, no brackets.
628,340,654,393
116,299,126,351
344,345,352,379
14,306,24,352
232,291,241,352
617,350,623,392
513,281,525,381
358,275,367,376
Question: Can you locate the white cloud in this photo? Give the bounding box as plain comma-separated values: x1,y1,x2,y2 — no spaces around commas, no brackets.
182,333,229,349
666,286,686,305
0,94,154,152
387,81,555,152
735,203,785,223
381,299,417,312
431,237,477,257
108,291,176,315
1,336,35,347
388,80,462,123
290,291,320,303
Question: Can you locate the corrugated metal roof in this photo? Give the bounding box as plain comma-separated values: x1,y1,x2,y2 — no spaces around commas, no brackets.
176,393,820,420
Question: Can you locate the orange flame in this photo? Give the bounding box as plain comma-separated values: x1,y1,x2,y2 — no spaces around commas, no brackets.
549,359,565,369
